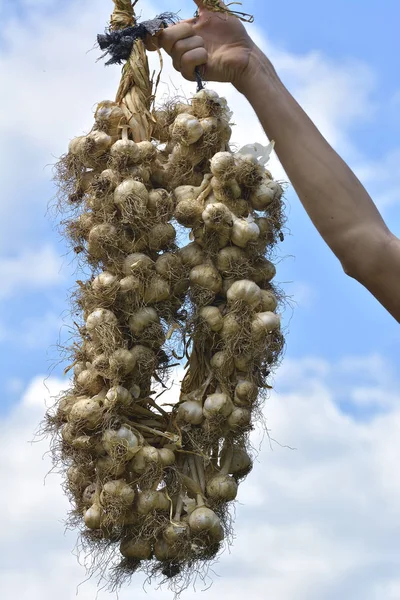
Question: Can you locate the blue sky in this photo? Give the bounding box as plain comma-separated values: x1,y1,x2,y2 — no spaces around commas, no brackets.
1,2,400,598
1,0,399,412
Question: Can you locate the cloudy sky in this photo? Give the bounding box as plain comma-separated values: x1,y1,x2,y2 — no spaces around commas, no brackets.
1,0,400,598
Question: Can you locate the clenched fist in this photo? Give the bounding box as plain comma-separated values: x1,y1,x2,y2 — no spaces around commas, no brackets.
146,0,257,91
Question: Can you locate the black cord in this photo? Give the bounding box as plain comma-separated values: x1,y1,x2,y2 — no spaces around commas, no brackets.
97,13,179,65
98,12,206,93
195,67,205,92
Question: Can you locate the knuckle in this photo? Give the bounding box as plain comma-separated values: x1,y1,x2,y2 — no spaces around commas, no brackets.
181,48,207,68
173,39,188,54
193,36,205,47
182,70,196,82
172,56,181,72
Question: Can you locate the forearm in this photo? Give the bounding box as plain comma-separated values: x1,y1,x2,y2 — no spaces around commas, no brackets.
237,47,392,278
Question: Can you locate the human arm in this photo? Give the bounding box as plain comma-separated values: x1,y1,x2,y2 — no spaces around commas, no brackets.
151,1,400,321
241,49,400,322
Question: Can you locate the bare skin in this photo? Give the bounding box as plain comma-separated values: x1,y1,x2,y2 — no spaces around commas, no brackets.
148,0,400,322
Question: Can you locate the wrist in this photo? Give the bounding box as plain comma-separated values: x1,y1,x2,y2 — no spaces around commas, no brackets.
234,45,281,97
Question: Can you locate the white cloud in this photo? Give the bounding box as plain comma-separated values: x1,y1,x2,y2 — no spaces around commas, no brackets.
1,355,400,599
283,280,317,310
0,0,393,251
0,245,64,300
5,377,25,395
0,311,66,349
277,354,399,412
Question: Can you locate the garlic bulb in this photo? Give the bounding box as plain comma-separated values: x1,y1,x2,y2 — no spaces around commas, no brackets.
96,455,126,478
188,507,224,542
109,348,136,377
74,363,87,378
267,180,283,200
203,393,234,419
202,202,233,230
206,474,238,501
76,370,104,395
88,223,118,259
69,398,104,429
234,353,253,372
123,253,154,276
234,153,263,187
136,140,157,162
250,179,276,210
69,131,112,166
227,407,251,429
158,448,176,467
129,345,156,367
119,275,143,296
128,307,159,336
67,465,89,487
86,308,118,332
252,312,281,339
91,354,109,376
68,136,85,155
155,253,183,281
190,264,222,293
73,212,96,237
100,480,135,506
86,131,112,157
175,198,204,227
172,113,204,145
84,503,103,530
179,242,205,268
136,490,169,515
174,184,202,204
110,127,140,163
163,522,189,545
114,179,148,213
231,216,260,248
94,100,125,137
104,386,132,408
154,539,179,561
256,217,270,238
252,258,276,284
143,275,170,303
82,483,98,506
130,445,160,474
93,168,119,192
199,306,223,332
200,116,219,135
221,445,252,475
216,246,249,276
234,380,258,406
92,271,118,293
177,400,203,425
220,313,241,340
127,164,151,182
226,280,262,308
72,434,95,451
148,223,176,251
102,426,140,460
259,289,278,312
57,394,78,421
169,143,204,167
210,152,235,181
147,188,174,217
210,351,234,377
211,176,241,201
120,538,152,560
